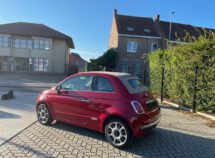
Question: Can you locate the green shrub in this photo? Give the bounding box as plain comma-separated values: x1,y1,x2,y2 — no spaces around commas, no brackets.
149,35,215,113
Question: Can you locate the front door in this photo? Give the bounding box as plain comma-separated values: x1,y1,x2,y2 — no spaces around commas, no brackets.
52,75,94,125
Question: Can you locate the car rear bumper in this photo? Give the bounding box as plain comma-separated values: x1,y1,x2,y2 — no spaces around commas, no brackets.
140,116,160,130
132,107,161,137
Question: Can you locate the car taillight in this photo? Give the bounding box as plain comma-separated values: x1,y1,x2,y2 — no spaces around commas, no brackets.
131,101,145,114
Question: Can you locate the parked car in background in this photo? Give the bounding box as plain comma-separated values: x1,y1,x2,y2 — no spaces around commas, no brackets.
36,71,161,148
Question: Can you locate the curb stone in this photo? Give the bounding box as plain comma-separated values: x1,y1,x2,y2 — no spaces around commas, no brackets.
157,98,215,121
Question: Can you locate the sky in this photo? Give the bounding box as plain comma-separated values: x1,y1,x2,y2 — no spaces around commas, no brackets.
0,0,214,61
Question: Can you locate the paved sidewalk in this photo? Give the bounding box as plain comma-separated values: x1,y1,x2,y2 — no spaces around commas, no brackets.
0,104,214,158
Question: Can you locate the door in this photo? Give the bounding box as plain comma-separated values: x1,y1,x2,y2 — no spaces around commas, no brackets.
71,75,116,130
52,75,94,125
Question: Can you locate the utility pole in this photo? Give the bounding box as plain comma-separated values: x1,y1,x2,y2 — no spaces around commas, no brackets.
168,11,175,45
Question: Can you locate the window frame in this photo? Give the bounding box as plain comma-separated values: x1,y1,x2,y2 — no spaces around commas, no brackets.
92,76,115,93
33,39,50,50
0,36,9,48
31,58,49,72
127,41,138,53
151,42,158,52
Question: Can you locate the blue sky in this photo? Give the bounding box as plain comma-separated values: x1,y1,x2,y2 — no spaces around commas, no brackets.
0,0,214,61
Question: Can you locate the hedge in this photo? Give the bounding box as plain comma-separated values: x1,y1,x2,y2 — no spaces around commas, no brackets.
149,35,215,113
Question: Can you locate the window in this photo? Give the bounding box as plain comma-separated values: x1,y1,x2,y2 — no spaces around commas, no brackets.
151,43,158,52
0,36,9,47
14,39,20,48
94,77,114,92
15,57,29,71
127,41,137,53
13,39,32,49
133,62,141,74
27,40,33,49
121,60,128,72
44,40,50,50
144,28,151,33
61,75,93,91
32,58,49,72
128,79,149,92
20,39,27,48
128,79,144,88
34,40,39,49
127,27,134,32
34,39,50,50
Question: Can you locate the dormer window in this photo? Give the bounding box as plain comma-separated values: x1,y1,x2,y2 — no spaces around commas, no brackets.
127,27,134,32
144,28,151,33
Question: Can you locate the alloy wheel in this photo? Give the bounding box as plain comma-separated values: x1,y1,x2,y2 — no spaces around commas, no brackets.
37,104,49,124
106,122,128,146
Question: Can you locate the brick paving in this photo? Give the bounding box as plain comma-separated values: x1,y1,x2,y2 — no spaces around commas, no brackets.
0,105,215,158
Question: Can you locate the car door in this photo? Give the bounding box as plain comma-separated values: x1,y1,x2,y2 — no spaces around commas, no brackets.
77,75,116,130
52,75,94,125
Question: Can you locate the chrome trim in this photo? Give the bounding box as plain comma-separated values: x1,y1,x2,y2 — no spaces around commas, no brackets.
146,99,155,104
140,117,160,130
90,117,98,121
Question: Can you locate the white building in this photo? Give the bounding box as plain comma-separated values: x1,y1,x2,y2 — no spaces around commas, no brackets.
0,22,74,73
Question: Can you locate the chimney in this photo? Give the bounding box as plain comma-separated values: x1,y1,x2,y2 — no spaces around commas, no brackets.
114,9,117,17
155,14,160,23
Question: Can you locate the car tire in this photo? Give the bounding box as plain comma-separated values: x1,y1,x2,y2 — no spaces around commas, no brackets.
105,118,133,148
37,103,53,125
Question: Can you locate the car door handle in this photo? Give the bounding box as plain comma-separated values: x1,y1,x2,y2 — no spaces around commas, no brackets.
80,99,91,103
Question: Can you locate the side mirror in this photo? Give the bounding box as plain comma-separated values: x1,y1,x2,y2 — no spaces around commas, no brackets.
56,85,62,94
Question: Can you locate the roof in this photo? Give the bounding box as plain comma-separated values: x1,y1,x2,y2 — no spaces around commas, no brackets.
159,21,215,42
70,52,81,59
0,22,74,48
116,14,160,37
79,71,132,77
69,53,87,63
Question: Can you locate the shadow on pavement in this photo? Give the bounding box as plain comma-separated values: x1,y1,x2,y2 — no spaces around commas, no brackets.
50,122,215,158
0,111,20,119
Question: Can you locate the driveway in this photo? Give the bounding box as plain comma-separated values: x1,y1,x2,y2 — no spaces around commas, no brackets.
0,72,65,145
0,104,214,158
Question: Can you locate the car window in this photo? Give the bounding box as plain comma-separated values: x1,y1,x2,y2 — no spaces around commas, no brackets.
94,77,114,92
119,75,149,94
61,75,93,91
128,79,144,88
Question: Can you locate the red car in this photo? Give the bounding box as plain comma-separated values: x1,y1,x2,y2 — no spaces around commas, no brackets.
36,71,161,148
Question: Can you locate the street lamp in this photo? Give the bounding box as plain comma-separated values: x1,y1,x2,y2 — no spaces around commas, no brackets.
168,11,175,44
160,11,175,102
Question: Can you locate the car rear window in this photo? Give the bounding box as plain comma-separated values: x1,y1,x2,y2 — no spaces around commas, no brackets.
128,79,144,88
118,75,148,94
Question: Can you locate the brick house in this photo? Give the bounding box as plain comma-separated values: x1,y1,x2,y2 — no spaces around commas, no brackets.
109,9,161,84
108,9,215,84
69,52,87,73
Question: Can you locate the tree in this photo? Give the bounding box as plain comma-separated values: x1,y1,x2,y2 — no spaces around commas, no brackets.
87,48,118,71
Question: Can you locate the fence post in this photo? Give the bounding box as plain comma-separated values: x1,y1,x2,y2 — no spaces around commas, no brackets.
160,50,165,102
192,66,198,113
